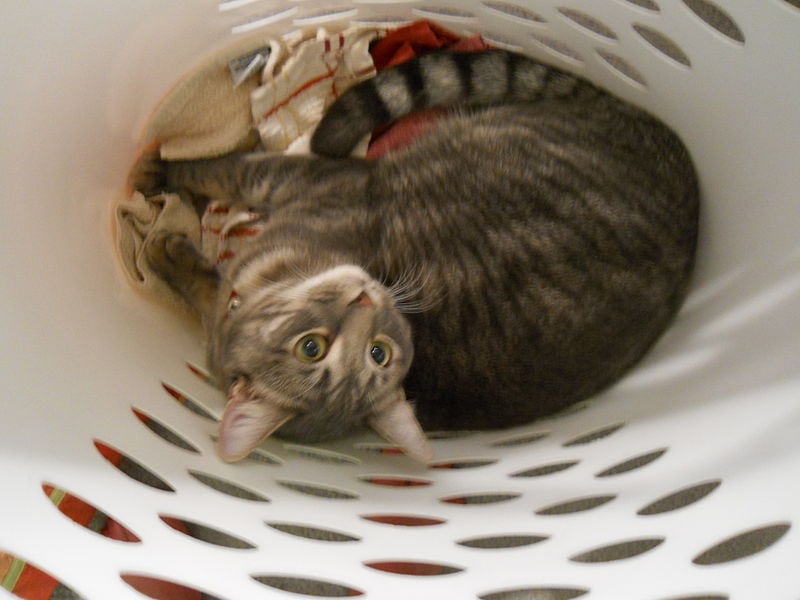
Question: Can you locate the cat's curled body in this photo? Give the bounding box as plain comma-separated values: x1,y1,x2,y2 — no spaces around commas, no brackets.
146,50,699,462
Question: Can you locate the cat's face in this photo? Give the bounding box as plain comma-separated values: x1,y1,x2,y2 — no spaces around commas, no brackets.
210,264,430,462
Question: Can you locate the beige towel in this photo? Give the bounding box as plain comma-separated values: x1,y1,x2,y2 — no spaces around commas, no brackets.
141,36,274,160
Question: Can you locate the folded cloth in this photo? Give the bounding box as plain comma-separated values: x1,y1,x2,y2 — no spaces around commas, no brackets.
141,36,275,160
251,26,380,155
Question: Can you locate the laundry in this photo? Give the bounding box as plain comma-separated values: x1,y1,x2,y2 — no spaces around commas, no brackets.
118,26,380,306
251,26,381,154
117,20,487,318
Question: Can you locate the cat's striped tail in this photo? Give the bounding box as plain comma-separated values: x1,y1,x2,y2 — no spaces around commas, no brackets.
311,49,584,158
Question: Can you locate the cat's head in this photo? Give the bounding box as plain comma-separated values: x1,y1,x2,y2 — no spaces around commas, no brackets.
209,264,431,462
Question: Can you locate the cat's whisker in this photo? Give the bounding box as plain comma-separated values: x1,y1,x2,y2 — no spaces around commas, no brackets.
386,265,443,313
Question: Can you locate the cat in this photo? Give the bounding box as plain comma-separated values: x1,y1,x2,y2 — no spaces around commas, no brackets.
143,49,699,463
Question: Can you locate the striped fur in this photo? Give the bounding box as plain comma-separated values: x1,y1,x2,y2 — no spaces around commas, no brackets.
311,50,580,158
148,49,699,440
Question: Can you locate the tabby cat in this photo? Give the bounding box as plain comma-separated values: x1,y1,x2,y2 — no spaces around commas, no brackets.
144,49,699,462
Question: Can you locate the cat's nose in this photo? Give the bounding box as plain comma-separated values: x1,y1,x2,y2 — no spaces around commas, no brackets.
349,291,374,308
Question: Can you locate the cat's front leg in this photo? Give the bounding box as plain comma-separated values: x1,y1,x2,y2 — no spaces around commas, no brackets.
164,153,255,205
145,231,220,323
166,152,338,211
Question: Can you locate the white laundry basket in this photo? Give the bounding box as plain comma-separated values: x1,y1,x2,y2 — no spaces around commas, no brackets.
2,1,799,598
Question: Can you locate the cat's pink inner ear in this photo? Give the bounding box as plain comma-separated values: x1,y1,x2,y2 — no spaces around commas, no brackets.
368,394,432,463
217,380,295,463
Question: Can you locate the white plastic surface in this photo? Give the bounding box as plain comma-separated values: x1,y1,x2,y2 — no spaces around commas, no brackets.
1,1,799,599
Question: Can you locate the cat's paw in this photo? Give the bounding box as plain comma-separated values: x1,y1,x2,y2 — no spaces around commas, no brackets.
145,231,198,281
128,148,167,196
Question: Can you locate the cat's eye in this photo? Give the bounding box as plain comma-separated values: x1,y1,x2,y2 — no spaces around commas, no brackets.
370,341,392,367
294,333,329,362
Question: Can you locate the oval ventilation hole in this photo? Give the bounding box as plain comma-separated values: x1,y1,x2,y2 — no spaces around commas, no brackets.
511,459,579,478
491,430,550,448
481,2,546,23
681,0,745,43
536,494,616,515
426,430,477,440
121,574,223,600
246,446,283,465
529,33,585,64
131,408,200,453
93,440,174,492
188,470,269,502
293,8,358,26
633,24,692,67
441,492,521,505
458,534,548,549
363,561,463,577
230,7,298,35
351,16,415,28
361,514,446,527
161,382,217,421
186,361,213,384
692,523,791,565
623,0,660,11
218,0,266,10
359,475,432,488
277,480,359,500
353,443,406,456
430,458,498,470
570,537,664,563
0,550,84,599
267,522,361,542
478,33,525,53
563,422,625,447
549,399,592,419
480,587,589,600
284,444,361,465
160,515,256,549
207,434,283,465
42,483,141,543
254,574,364,597
637,480,721,515
654,596,728,600
558,8,618,40
597,51,648,87
596,448,668,478
412,6,477,22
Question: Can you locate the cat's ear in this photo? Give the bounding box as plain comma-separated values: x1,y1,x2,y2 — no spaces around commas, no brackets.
217,379,295,462
368,391,432,463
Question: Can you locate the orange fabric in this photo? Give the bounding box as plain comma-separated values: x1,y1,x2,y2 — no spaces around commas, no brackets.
370,21,461,69
121,575,202,600
42,485,98,529
366,21,491,159
6,563,60,600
